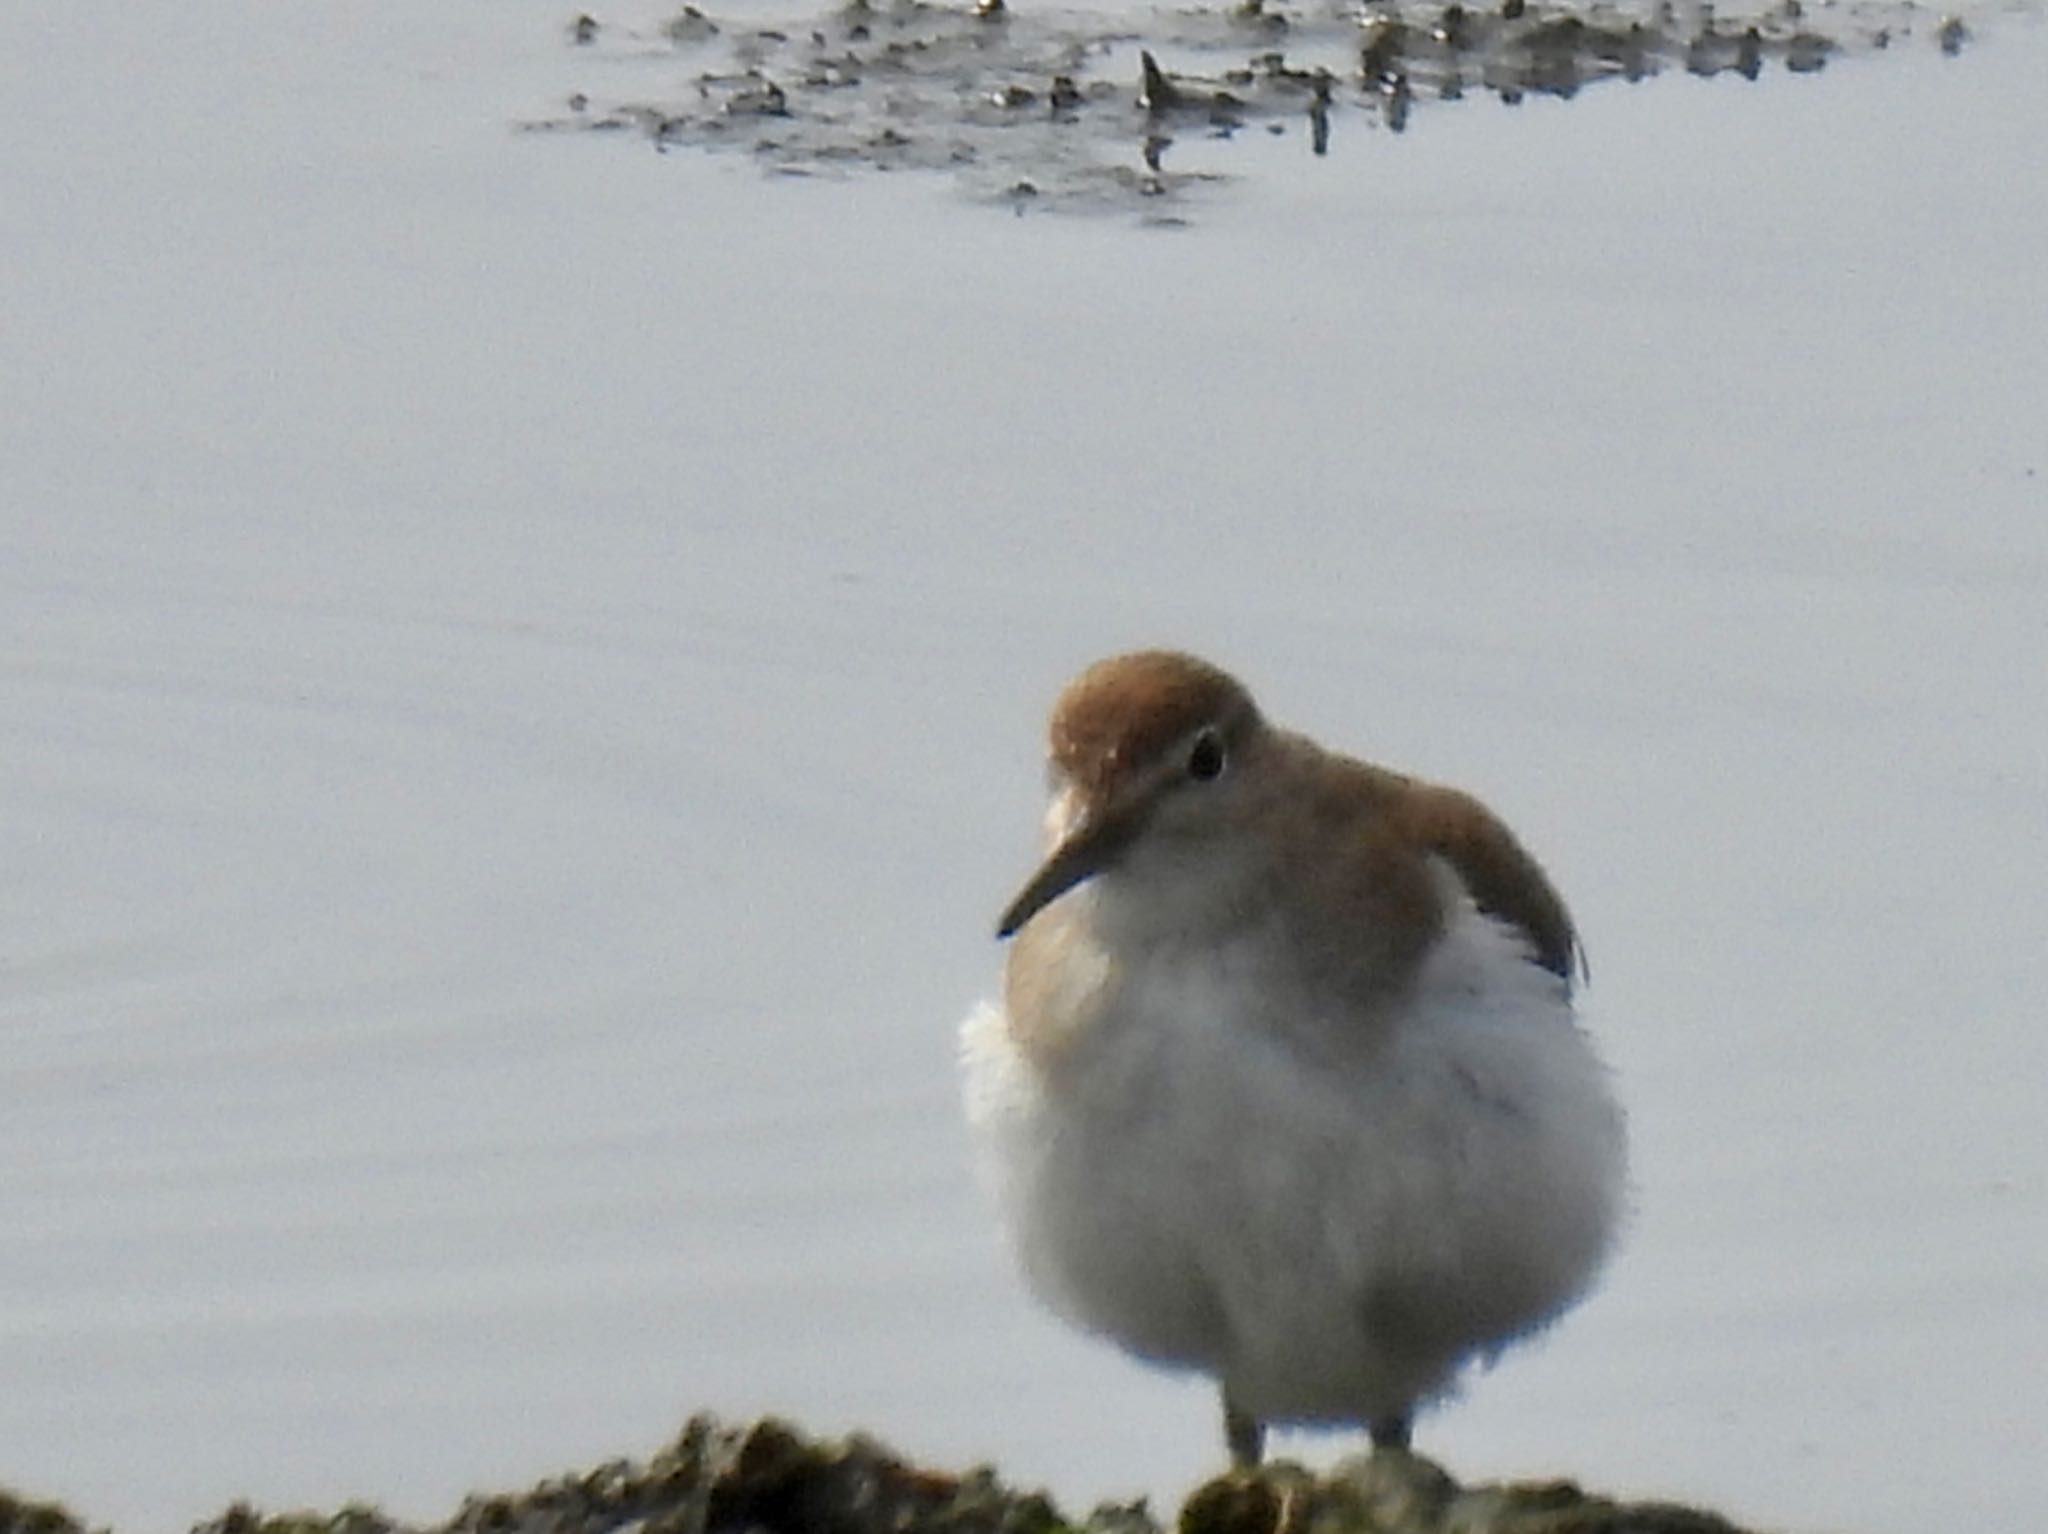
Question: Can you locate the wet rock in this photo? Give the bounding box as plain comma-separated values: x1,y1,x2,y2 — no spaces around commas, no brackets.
664,5,722,44
0,1488,99,1534
529,0,2026,209
2,1414,1792,1534
1783,30,1830,70
1179,1454,1759,1534
1139,53,1246,123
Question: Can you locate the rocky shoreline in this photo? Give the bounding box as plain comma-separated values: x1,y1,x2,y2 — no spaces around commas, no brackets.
3,1413,1770,1534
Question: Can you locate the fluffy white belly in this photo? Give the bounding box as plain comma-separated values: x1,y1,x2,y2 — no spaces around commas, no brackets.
960,904,1626,1426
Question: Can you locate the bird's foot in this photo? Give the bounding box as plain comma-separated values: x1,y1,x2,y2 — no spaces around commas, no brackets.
1223,1397,1265,1468
1368,1414,1413,1451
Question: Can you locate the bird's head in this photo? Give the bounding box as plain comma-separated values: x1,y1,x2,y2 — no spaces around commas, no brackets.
997,650,1272,939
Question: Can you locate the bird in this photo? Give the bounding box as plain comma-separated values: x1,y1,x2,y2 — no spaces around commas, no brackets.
959,649,1626,1466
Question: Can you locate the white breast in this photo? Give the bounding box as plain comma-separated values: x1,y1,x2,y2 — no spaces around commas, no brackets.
959,894,1627,1426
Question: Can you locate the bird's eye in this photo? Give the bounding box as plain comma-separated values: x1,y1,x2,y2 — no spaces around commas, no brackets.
1186,729,1226,782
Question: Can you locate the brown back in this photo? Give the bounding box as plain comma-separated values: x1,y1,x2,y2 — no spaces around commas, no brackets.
1393,783,1581,983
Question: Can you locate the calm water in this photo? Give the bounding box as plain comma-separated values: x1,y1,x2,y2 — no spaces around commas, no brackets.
3,5,2044,1532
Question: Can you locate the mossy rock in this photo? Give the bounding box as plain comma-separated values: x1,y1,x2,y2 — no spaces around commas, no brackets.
0,1488,99,1534
5,1413,1773,1534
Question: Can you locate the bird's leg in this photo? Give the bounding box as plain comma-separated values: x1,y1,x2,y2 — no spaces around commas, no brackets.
1368,1414,1412,1451
1223,1394,1266,1468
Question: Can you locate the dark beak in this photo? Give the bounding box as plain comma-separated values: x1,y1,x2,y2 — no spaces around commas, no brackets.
996,800,1141,939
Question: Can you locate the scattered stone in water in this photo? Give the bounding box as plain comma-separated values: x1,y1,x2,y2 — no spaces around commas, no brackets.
1381,69,1413,130
1138,49,1184,111
1784,30,1829,70
1360,17,1407,83
1684,22,1764,79
1140,52,1247,124
666,4,720,43
1232,0,1291,37
531,0,1997,214
805,53,862,86
719,72,790,114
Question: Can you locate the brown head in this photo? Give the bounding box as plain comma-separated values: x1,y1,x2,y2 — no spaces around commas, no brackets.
996,651,1269,938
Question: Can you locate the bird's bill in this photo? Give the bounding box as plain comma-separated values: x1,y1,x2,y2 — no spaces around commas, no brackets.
996,802,1139,939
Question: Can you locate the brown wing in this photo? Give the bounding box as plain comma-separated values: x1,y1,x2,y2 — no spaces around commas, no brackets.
1395,783,1582,985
